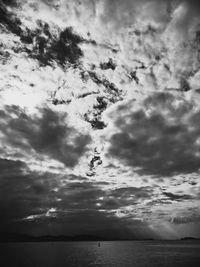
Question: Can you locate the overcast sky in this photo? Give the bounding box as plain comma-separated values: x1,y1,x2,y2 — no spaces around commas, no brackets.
0,0,200,240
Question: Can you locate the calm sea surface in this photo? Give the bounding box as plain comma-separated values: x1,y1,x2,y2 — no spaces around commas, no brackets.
0,240,200,267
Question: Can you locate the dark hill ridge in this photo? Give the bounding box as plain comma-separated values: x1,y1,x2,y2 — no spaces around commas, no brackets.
180,237,200,240
0,233,155,242
0,233,107,242
1,233,200,242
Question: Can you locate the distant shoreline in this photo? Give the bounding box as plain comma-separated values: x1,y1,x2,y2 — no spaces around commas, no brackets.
0,234,200,243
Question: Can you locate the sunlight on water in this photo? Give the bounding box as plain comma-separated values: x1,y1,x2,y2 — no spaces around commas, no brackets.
0,241,200,267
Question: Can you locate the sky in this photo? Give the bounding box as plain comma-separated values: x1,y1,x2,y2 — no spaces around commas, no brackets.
0,0,200,240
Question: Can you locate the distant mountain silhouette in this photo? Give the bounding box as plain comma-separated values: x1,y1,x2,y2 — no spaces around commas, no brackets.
0,233,155,242
180,237,200,240
0,233,108,242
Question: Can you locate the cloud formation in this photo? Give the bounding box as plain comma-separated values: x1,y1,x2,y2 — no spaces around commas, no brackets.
171,212,200,224
163,192,194,201
100,0,172,29
0,1,84,67
100,0,200,33
108,92,200,176
0,157,157,238
0,105,90,166
1,0,200,240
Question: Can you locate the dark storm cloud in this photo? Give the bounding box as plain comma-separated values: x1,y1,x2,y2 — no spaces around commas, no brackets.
0,160,95,222
51,182,153,211
0,2,24,39
55,181,103,210
0,105,90,166
0,158,47,222
0,158,83,222
2,0,18,6
108,92,200,176
97,186,153,210
0,159,156,238
182,0,200,16
163,192,194,201
0,158,153,230
146,199,173,205
111,187,152,199
0,158,26,176
28,25,84,67
14,209,151,239
0,158,99,231
0,1,84,67
43,209,155,239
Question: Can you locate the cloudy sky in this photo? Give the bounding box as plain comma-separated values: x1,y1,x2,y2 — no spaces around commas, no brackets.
0,0,200,240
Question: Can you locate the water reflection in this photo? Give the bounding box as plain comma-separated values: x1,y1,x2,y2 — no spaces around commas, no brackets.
0,240,200,267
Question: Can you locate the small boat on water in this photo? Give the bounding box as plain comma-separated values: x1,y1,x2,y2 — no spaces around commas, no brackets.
98,242,101,247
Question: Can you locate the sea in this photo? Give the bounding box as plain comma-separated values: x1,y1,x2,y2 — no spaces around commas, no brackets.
0,240,200,267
